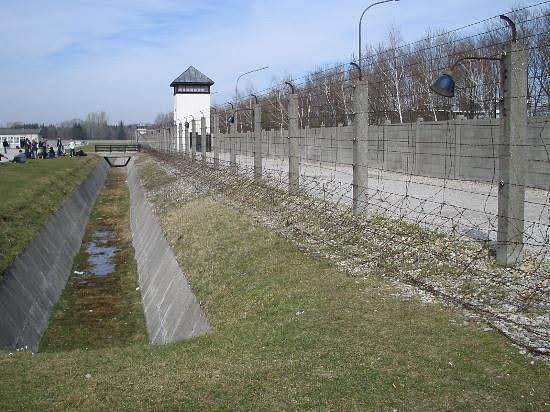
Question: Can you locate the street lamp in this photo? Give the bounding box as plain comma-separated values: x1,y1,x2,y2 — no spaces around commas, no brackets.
235,66,269,131
430,16,528,267
430,15,517,100
358,0,399,69
430,56,502,98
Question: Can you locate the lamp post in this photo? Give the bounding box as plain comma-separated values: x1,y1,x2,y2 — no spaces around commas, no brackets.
358,0,399,68
235,66,269,132
430,16,527,267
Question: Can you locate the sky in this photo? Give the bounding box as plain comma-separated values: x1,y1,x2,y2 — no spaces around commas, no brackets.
0,0,545,125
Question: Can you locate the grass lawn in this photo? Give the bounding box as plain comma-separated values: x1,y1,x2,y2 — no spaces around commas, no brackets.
0,155,100,276
0,155,548,410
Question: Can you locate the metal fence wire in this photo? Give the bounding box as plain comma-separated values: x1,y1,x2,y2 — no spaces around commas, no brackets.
138,6,550,355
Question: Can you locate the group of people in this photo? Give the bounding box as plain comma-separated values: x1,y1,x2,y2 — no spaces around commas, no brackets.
1,137,78,164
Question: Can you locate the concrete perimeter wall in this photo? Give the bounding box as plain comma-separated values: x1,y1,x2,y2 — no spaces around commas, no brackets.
127,159,209,344
0,159,109,352
216,116,550,190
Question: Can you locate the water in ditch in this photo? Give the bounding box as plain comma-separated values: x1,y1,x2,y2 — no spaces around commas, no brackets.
83,230,118,276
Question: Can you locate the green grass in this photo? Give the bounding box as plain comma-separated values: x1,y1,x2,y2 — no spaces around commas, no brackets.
39,168,147,352
0,157,548,410
0,155,100,276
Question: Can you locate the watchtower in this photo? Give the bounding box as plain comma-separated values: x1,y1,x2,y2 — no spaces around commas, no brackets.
170,66,214,134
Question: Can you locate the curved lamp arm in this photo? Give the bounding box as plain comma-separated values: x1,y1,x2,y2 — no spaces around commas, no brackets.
349,62,362,81
450,56,502,73
285,81,295,94
358,0,399,68
236,66,269,103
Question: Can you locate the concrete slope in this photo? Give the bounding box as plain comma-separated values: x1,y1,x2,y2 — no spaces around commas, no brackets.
0,159,110,351
127,159,209,344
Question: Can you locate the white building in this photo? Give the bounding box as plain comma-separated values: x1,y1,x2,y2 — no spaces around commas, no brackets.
170,66,214,146
0,128,41,148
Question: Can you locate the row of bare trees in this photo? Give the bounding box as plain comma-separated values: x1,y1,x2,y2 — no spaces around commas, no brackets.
218,6,549,132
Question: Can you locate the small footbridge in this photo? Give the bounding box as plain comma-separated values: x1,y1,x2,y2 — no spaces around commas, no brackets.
95,144,141,167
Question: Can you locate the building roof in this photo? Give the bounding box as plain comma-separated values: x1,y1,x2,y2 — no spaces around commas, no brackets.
170,66,214,87
0,128,40,136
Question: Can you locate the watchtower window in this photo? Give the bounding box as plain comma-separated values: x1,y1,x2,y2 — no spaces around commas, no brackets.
175,85,210,94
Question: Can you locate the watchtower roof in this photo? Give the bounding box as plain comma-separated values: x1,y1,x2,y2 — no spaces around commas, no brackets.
170,66,214,87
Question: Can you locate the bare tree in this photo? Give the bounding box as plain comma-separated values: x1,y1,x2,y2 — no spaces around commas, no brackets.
153,112,174,128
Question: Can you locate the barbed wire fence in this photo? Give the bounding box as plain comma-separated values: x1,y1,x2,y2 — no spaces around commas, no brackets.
138,6,550,355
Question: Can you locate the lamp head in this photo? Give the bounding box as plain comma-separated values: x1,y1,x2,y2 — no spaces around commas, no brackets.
430,72,455,98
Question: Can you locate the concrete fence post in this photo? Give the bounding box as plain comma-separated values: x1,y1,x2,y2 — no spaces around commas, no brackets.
414,118,423,175
243,127,249,158
184,121,191,157
336,123,343,164
201,116,207,162
191,119,196,161
174,125,178,153
352,79,369,215
254,103,262,181
170,126,175,154
454,115,465,179
182,123,185,154
230,122,237,173
320,124,326,162
288,93,299,193
497,42,528,266
177,127,180,154
267,129,272,157
212,112,220,168
172,126,175,154
178,123,183,154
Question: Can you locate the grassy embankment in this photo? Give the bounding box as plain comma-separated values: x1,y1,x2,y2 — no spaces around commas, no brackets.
40,168,147,352
0,154,548,410
0,155,100,277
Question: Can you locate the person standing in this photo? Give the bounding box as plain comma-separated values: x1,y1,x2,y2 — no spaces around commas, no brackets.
24,138,30,158
2,138,8,154
31,139,38,159
37,140,44,159
69,140,76,157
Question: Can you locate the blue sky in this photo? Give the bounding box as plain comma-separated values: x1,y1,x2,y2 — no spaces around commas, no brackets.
0,0,544,125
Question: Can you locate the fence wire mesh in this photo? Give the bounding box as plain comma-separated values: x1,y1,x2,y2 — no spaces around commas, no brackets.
138,5,550,355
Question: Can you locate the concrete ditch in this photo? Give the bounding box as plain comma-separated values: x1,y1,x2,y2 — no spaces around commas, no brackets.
127,158,209,344
0,159,110,352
